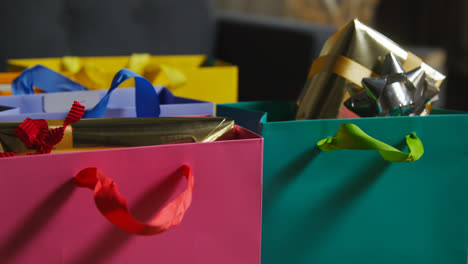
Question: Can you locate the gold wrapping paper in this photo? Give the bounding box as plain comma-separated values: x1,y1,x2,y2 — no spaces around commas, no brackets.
296,19,445,120
0,117,234,153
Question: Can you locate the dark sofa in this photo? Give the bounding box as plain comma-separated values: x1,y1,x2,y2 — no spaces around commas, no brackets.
0,0,335,101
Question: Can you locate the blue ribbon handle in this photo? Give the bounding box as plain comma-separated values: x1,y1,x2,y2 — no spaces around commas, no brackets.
12,65,88,95
84,68,161,118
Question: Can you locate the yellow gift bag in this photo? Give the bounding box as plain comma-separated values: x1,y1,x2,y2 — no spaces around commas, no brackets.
7,54,238,103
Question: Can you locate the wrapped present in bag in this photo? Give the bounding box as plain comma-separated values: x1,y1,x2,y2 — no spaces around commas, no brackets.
217,19,465,264
218,101,468,264
0,109,263,263
0,67,214,122
296,19,445,119
7,54,238,103
0,107,237,155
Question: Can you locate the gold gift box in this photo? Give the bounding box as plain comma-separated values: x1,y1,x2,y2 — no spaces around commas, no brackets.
296,19,445,120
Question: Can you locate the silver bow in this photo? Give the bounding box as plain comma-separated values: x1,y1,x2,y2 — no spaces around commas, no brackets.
345,53,439,117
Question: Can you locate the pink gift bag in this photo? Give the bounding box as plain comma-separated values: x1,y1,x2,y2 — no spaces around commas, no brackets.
0,125,263,264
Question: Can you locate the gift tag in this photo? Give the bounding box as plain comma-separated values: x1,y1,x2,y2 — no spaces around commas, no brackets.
43,90,101,113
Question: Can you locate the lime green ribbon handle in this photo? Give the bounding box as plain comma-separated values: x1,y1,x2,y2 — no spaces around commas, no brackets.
317,123,424,162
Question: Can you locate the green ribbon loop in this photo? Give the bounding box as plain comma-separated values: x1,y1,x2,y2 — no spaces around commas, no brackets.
317,123,424,162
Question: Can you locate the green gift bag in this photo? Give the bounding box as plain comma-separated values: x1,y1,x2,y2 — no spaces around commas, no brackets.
217,102,468,264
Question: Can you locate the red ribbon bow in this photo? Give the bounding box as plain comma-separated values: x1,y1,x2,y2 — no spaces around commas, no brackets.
0,101,84,157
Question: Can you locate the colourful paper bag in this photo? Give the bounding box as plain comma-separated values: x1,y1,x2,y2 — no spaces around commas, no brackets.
7,54,238,103
217,101,468,264
0,68,214,122
0,124,262,263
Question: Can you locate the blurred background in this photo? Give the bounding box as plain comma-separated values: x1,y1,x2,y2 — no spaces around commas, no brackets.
214,0,465,110
0,0,465,111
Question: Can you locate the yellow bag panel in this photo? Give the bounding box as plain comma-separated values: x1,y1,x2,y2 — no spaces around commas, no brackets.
8,55,206,71
7,55,238,103
153,66,238,103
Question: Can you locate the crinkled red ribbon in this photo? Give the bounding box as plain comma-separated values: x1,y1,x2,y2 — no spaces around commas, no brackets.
74,165,194,235
0,101,84,157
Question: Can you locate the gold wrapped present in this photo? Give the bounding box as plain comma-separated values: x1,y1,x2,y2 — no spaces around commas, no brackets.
0,117,234,155
296,19,445,119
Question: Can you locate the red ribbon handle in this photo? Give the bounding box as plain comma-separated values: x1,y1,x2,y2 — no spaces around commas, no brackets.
74,165,194,235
